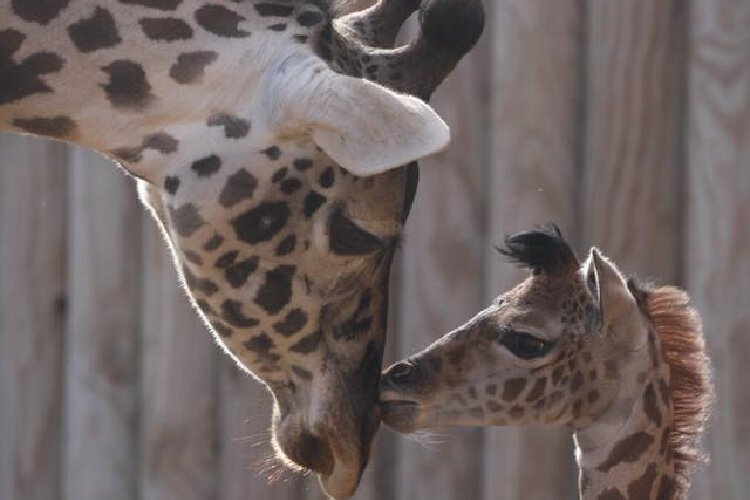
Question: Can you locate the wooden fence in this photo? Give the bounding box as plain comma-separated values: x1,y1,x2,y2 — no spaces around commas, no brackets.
0,1,747,498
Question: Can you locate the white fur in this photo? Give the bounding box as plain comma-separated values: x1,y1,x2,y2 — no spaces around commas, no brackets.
264,51,450,177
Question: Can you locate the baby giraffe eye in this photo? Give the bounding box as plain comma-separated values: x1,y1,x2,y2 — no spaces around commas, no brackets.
500,330,553,360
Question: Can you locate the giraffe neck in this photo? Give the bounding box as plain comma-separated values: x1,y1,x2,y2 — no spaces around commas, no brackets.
0,1,326,180
574,330,677,499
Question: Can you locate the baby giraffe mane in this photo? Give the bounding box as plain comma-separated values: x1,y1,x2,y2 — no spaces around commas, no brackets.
630,281,714,497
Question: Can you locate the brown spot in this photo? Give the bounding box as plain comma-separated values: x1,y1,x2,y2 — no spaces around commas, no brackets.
203,233,224,251
552,365,565,385
525,377,547,402
272,308,307,337
290,330,322,354
589,369,598,381
502,378,527,401
207,112,250,139
604,359,618,380
656,474,676,499
13,116,77,138
101,60,155,111
570,371,584,392
68,6,121,53
597,432,655,472
509,405,524,420
643,383,662,427
627,463,657,499
597,489,626,500
291,365,313,380
583,351,593,363
587,390,600,404
139,17,193,41
254,3,294,17
119,0,181,10
168,203,204,237
169,50,217,84
12,0,70,25
467,386,478,400
195,4,251,38
485,384,497,396
486,400,502,413
219,168,257,208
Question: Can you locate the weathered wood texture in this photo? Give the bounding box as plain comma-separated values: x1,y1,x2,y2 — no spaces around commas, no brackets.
685,0,750,498
1,2,749,499
583,0,686,281
63,147,140,500
0,136,67,500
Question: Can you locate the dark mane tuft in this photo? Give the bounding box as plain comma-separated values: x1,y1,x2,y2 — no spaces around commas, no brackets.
639,285,714,497
497,224,578,275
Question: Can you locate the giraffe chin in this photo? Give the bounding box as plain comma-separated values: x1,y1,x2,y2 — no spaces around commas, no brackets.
318,458,364,500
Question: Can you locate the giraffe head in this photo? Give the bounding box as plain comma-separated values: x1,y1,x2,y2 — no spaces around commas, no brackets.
381,227,711,497
0,0,483,495
380,225,623,430
125,1,485,498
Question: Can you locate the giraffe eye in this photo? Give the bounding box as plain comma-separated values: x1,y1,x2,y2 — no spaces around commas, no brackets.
500,330,553,360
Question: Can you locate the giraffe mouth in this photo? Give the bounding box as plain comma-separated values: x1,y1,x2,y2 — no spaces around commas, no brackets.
379,399,421,433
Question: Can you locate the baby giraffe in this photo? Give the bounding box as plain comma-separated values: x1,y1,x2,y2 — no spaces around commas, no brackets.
380,226,713,499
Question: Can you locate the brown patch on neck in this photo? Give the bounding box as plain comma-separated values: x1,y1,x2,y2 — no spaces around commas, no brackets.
640,285,713,497
597,432,654,473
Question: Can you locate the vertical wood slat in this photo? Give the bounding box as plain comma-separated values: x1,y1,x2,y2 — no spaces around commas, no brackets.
139,219,220,500
394,26,491,500
0,136,67,500
685,1,750,498
582,0,686,282
484,1,584,498
62,148,140,500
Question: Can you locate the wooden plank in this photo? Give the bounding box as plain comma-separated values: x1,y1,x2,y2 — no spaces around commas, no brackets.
139,219,220,500
62,147,140,500
582,0,686,281
484,1,584,498
0,135,67,500
685,1,750,497
393,23,491,500
218,358,303,500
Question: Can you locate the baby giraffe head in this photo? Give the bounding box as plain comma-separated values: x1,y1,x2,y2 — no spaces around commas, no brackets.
382,225,712,498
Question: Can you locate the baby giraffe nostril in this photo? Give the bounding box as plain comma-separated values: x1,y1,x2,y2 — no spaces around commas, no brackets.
387,361,421,385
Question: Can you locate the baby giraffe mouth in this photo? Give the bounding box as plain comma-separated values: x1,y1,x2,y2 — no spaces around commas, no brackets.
379,398,421,433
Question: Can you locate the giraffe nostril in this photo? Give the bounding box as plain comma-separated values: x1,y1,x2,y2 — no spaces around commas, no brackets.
386,361,421,386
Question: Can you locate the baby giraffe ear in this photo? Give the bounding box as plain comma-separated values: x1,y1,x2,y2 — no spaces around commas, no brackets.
583,248,636,335
266,53,450,176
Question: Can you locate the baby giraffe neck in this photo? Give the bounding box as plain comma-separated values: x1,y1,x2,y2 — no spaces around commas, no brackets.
574,332,677,499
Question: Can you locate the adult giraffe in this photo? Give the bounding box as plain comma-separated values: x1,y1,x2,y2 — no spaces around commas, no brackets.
0,0,485,497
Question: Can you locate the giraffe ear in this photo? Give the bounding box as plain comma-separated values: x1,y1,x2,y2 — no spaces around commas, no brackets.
582,248,635,335
265,53,450,176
